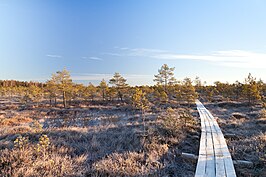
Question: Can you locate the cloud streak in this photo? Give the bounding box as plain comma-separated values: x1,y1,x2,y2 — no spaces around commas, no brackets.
108,47,266,69
82,56,103,61
71,73,153,86
89,57,103,61
46,54,62,58
72,73,151,80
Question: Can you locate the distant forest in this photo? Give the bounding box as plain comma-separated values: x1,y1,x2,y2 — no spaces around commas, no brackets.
1,64,266,108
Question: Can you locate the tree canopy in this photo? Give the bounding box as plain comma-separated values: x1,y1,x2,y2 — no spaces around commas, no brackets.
154,64,176,92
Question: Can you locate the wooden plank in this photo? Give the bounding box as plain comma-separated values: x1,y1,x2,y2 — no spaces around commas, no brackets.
211,115,237,177
204,113,215,177
195,102,207,177
199,131,207,155
195,132,207,177
207,113,226,177
218,136,237,177
195,100,236,177
197,108,206,132
207,108,236,177
213,132,226,177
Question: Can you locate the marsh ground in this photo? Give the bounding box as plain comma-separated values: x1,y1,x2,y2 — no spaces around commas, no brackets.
1,97,265,177
0,97,200,177
205,101,266,177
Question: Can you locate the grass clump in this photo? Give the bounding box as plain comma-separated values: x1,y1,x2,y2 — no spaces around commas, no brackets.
0,133,85,177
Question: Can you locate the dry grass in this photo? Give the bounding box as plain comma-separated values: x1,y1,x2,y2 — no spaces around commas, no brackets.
0,99,200,177
0,116,33,126
0,143,86,177
206,102,266,177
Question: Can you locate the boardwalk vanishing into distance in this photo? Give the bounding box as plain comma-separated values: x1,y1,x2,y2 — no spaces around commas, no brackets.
195,100,236,177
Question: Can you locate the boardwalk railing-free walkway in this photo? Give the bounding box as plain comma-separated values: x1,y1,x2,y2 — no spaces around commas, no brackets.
195,100,236,177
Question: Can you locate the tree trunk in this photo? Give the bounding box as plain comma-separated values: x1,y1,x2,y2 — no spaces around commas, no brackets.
54,97,57,107
142,109,145,136
49,97,52,107
69,98,72,106
118,91,123,101
63,91,66,108
102,91,105,101
164,79,167,93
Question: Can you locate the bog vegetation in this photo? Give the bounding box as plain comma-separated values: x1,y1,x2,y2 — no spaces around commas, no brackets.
1,68,265,108
0,64,265,176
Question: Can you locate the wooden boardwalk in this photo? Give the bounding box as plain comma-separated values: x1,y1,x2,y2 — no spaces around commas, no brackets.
195,100,236,177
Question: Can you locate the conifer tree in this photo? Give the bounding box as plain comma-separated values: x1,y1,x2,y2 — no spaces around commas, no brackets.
29,85,43,106
153,86,168,104
86,83,97,101
99,79,108,101
160,91,168,103
132,88,150,162
194,76,202,88
109,72,128,101
46,79,58,106
0,87,6,97
194,76,203,94
107,87,116,101
154,64,176,93
69,84,83,105
132,88,150,138
51,68,73,108
182,78,197,105
243,73,261,105
233,80,243,101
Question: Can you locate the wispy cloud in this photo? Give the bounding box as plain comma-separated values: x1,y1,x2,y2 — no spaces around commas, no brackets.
72,73,151,80
82,56,103,61
89,57,103,61
102,52,123,56
46,54,62,58
72,73,112,81
71,73,153,85
108,47,266,69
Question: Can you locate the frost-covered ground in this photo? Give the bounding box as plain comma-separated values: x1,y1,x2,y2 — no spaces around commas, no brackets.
205,101,266,177
0,97,200,177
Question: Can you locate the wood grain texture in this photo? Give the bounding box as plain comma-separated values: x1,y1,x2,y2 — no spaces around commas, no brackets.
195,100,236,177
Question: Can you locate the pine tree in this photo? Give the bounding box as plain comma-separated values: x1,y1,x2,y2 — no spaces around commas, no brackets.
182,78,197,105
154,64,176,93
69,84,83,105
194,76,202,87
243,73,261,105
132,88,150,158
132,88,150,111
160,91,168,103
46,79,58,106
86,83,97,101
99,79,108,101
51,68,73,108
132,88,149,132
29,85,43,106
175,84,183,103
153,86,168,104
194,76,203,94
107,87,116,101
109,72,128,101
233,80,243,101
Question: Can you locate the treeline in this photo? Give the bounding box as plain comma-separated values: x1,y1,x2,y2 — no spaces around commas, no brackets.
0,80,44,87
0,64,265,108
198,73,266,105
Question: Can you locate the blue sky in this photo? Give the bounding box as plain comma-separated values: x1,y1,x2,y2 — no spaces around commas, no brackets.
1,0,266,85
